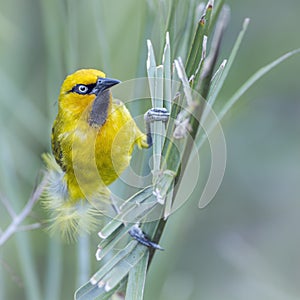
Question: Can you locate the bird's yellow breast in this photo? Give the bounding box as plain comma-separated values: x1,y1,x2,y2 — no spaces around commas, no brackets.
55,99,147,201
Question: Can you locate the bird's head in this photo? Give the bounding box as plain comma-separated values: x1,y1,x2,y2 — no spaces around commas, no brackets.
58,69,120,122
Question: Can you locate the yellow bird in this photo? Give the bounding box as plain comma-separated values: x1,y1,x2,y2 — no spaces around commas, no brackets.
43,69,148,240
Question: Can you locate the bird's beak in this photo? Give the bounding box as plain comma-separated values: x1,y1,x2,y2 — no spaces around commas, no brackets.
91,77,121,95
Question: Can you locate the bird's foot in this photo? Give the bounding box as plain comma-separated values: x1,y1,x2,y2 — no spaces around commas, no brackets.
144,108,170,147
128,224,164,250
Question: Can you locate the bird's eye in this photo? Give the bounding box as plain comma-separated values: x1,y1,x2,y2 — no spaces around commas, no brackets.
77,84,89,94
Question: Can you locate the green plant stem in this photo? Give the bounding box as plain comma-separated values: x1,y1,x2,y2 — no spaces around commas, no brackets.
144,6,229,263
174,5,229,193
147,218,167,268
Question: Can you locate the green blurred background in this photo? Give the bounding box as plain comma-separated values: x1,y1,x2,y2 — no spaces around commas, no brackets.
0,0,300,299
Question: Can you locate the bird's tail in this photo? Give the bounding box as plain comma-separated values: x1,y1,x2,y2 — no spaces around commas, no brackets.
41,153,103,242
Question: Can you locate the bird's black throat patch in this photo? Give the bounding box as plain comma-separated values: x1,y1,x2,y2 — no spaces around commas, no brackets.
88,89,110,127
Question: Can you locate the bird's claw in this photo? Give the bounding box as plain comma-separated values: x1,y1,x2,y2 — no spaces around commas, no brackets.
128,224,164,250
144,108,170,147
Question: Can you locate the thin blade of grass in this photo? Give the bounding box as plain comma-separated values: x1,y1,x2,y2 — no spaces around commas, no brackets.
125,251,149,300
101,244,147,292
195,47,300,208
218,48,300,121
162,32,172,112
74,282,120,300
192,35,208,84
147,40,165,182
185,0,216,79
197,48,300,150
207,18,250,106
193,1,213,79
142,216,166,267
163,0,179,61
163,182,174,220
98,219,123,240
99,197,156,241
99,186,153,239
119,186,153,211
209,0,224,33
96,226,129,262
146,39,157,103
161,93,183,174
176,1,198,62
74,281,99,300
172,5,229,204
207,59,227,102
196,4,230,97
175,58,193,106
121,199,157,223
90,241,138,285
185,15,206,78
200,59,227,122
152,65,164,175
99,198,156,240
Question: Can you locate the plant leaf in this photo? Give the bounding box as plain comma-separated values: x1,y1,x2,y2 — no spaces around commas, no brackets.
207,18,250,106
125,251,149,300
197,48,300,150
218,48,300,121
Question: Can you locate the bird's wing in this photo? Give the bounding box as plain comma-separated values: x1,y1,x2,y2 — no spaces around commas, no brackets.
51,120,66,172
